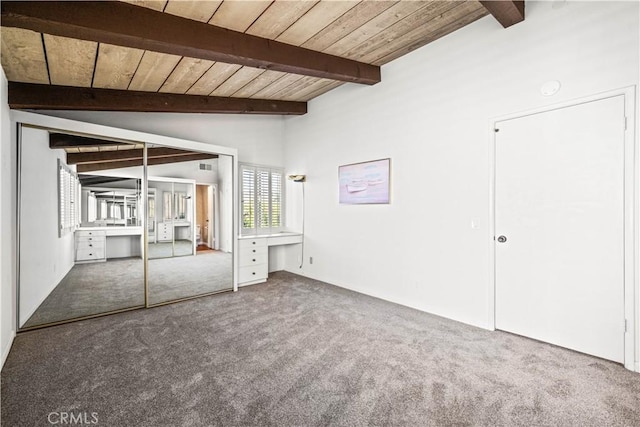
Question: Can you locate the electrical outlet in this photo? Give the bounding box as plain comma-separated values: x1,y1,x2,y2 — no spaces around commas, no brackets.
309,257,313,264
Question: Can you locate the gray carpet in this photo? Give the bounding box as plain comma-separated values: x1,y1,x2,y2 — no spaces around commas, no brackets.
22,257,145,328
149,240,195,259
23,251,232,328
148,251,232,305
3,272,639,426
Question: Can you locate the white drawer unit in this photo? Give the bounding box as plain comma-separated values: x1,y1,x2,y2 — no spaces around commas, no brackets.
157,222,173,242
238,238,268,286
75,230,106,263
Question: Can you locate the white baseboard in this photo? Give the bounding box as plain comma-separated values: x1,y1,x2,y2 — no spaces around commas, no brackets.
1,330,15,369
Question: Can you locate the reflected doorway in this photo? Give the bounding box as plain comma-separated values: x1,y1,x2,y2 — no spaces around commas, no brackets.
196,184,215,252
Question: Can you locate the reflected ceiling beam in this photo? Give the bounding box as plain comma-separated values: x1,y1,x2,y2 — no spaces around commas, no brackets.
9,82,307,115
78,175,133,186
479,1,525,28
50,133,128,149
76,153,218,173
67,148,215,165
1,1,380,85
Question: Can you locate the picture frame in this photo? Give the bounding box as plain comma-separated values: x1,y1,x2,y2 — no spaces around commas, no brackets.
338,158,390,204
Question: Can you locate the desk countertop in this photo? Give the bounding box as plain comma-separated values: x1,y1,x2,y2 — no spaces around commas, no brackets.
77,226,143,236
238,232,302,240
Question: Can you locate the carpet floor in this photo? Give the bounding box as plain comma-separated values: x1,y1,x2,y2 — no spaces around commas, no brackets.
23,251,232,328
149,240,195,259
4,272,639,426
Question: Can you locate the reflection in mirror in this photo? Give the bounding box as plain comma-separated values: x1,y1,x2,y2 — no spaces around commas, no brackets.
146,148,233,305
18,128,145,329
148,178,194,259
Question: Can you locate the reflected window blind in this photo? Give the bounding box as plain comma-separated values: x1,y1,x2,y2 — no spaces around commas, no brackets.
58,159,79,237
240,164,283,232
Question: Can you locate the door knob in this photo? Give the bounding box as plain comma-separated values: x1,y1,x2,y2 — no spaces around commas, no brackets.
497,235,507,243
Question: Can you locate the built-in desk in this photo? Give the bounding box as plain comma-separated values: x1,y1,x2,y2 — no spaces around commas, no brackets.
158,221,192,242
75,227,143,262
238,232,303,286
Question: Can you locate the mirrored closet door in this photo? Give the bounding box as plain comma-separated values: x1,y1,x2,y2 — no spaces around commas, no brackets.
146,147,234,305
18,127,145,329
17,125,235,330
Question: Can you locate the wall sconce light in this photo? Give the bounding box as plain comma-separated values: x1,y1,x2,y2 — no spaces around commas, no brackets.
288,174,306,182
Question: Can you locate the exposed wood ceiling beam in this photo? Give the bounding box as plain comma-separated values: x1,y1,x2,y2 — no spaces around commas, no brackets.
67,148,217,165
76,153,218,173
1,1,381,85
9,82,307,114
479,1,525,28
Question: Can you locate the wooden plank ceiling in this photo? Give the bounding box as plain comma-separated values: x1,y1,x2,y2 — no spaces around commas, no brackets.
0,1,522,114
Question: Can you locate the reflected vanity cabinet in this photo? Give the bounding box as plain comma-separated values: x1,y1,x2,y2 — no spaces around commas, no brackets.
157,222,173,242
75,230,107,263
238,238,268,286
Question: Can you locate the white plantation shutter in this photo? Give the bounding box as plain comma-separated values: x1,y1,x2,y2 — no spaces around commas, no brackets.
241,166,255,231
256,168,270,228
58,159,79,236
240,164,284,233
270,171,282,227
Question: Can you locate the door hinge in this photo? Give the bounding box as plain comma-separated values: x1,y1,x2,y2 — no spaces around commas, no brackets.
624,319,628,332
624,117,628,130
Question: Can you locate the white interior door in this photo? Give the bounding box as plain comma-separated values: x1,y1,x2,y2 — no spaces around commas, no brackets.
495,95,626,363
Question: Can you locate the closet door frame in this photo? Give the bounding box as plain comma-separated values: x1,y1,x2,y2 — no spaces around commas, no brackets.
12,110,239,331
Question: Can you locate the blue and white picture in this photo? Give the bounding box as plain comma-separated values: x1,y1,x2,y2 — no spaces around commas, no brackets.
339,158,390,204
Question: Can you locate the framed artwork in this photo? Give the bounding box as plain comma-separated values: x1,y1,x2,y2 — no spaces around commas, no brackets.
339,158,390,204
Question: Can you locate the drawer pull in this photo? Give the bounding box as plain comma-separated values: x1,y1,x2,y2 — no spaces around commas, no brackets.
89,253,92,256
252,249,256,253
252,241,256,245
252,272,256,275
89,244,93,247
252,259,256,262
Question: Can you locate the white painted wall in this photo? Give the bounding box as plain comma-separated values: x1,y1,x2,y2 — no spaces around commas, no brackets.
19,127,76,327
39,111,285,166
1,68,15,367
282,1,639,330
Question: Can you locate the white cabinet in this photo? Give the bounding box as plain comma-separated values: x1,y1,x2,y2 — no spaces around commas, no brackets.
75,230,106,263
238,238,268,286
157,222,173,242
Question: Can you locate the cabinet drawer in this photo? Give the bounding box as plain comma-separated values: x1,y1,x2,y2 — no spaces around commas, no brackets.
239,252,268,267
76,240,105,251
239,238,267,249
76,234,106,242
76,230,106,238
239,246,267,258
238,265,267,283
76,248,105,261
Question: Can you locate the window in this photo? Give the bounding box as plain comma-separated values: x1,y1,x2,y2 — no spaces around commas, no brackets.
58,159,79,236
241,164,283,233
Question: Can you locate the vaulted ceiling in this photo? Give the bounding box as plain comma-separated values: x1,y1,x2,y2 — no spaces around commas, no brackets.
1,1,524,115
